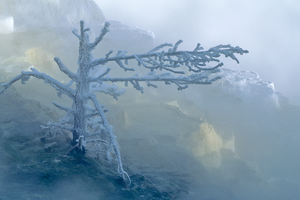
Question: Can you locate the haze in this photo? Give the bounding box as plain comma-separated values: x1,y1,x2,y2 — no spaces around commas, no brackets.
96,0,300,105
0,1,300,199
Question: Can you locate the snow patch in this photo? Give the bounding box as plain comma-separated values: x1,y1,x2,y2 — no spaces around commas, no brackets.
220,68,280,108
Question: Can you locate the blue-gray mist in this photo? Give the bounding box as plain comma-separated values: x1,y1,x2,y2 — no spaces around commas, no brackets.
0,1,299,199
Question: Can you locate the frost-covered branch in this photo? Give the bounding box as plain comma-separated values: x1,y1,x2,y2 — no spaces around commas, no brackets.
89,22,110,49
72,29,81,40
88,93,131,186
89,42,248,74
54,57,78,81
95,70,220,93
0,68,75,98
88,67,111,82
84,39,247,97
147,43,173,54
52,102,76,114
45,121,74,131
90,82,126,100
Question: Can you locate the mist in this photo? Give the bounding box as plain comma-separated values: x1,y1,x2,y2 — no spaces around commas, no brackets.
0,0,300,199
96,0,300,106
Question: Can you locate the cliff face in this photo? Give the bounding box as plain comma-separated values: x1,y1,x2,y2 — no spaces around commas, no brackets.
0,0,106,31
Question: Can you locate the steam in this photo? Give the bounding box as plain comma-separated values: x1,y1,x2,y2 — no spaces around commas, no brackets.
95,0,300,105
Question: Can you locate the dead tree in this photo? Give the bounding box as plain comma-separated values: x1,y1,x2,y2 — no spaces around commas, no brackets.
0,21,248,186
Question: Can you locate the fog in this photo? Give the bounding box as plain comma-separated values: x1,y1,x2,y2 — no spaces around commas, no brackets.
96,0,300,106
0,0,300,199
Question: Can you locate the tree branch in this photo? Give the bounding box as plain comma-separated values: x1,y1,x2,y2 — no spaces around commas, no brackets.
0,68,75,98
52,102,76,114
89,67,111,82
45,121,74,131
89,22,110,49
99,72,219,92
72,29,81,40
88,93,131,186
54,57,78,81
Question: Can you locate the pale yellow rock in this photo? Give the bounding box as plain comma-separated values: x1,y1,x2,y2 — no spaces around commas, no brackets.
178,122,224,168
179,122,223,157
